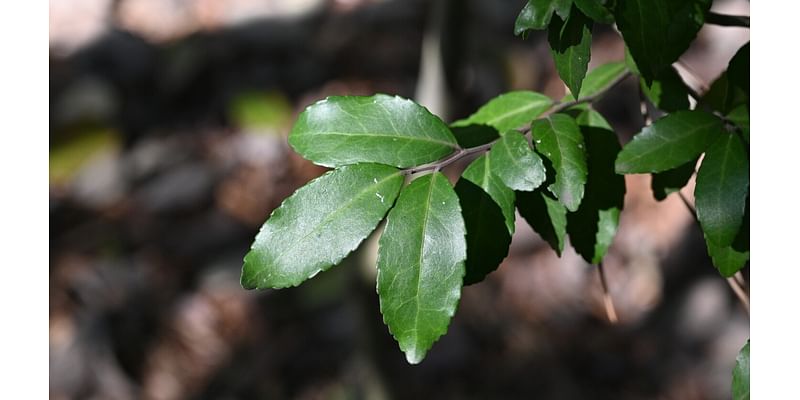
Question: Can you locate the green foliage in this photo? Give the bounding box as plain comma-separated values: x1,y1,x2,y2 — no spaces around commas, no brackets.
614,110,722,174
732,339,750,400
451,91,553,133
548,5,593,99
289,94,458,168
242,163,403,289
377,173,466,364
614,0,711,81
242,2,749,369
488,131,547,191
532,114,588,212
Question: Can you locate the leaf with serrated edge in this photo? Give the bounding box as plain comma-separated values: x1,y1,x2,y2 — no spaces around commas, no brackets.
532,114,588,211
615,110,722,174
548,6,593,99
517,189,568,255
377,172,466,364
289,94,458,168
563,62,628,102
696,133,749,248
567,127,625,264
732,340,750,400
457,154,516,284
242,163,403,289
614,0,711,81
488,131,547,192
451,91,553,133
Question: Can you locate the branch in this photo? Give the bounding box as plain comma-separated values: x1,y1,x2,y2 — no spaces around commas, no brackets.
402,71,632,175
706,12,750,28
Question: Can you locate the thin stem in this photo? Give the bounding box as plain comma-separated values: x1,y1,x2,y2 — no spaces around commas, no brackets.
727,276,750,315
706,12,750,28
678,190,698,221
597,262,619,324
401,71,632,175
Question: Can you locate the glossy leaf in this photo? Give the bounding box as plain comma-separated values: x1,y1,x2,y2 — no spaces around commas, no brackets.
377,172,466,364
615,110,722,174
576,108,613,130
456,161,513,284
696,133,749,248
567,127,625,264
517,189,568,255
564,62,628,102
461,155,516,234
451,91,553,133
532,114,588,211
651,159,697,201
289,94,458,168
708,241,749,277
641,66,690,113
548,6,593,99
242,163,403,289
614,0,711,81
488,131,547,192
732,339,750,400
515,0,573,36
704,72,748,115
573,0,614,24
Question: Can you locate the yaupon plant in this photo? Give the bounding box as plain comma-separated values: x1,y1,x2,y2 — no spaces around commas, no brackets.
242,0,748,394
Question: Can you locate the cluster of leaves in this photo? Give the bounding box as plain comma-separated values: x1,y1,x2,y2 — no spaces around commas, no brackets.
241,0,749,384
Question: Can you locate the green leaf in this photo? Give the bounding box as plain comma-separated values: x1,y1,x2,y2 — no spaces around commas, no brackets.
727,105,749,144
532,114,588,211
576,108,613,130
696,133,749,249
567,127,625,264
377,172,466,364
727,43,750,98
456,157,514,284
451,91,554,133
651,159,697,201
461,155,516,234
732,339,750,400
517,189,568,255
451,124,500,148
615,110,722,174
289,94,458,168
708,241,749,277
573,0,614,23
548,6,593,99
242,163,404,289
614,0,711,81
563,62,628,102
704,43,749,115
488,132,547,192
641,66,690,113
515,0,574,36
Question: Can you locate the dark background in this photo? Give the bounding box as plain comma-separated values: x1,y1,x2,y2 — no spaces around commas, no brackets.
50,0,750,398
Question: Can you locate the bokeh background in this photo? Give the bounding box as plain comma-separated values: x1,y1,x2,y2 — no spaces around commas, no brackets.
49,0,750,399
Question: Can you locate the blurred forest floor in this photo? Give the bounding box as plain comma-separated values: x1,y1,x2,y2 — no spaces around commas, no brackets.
50,0,749,399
